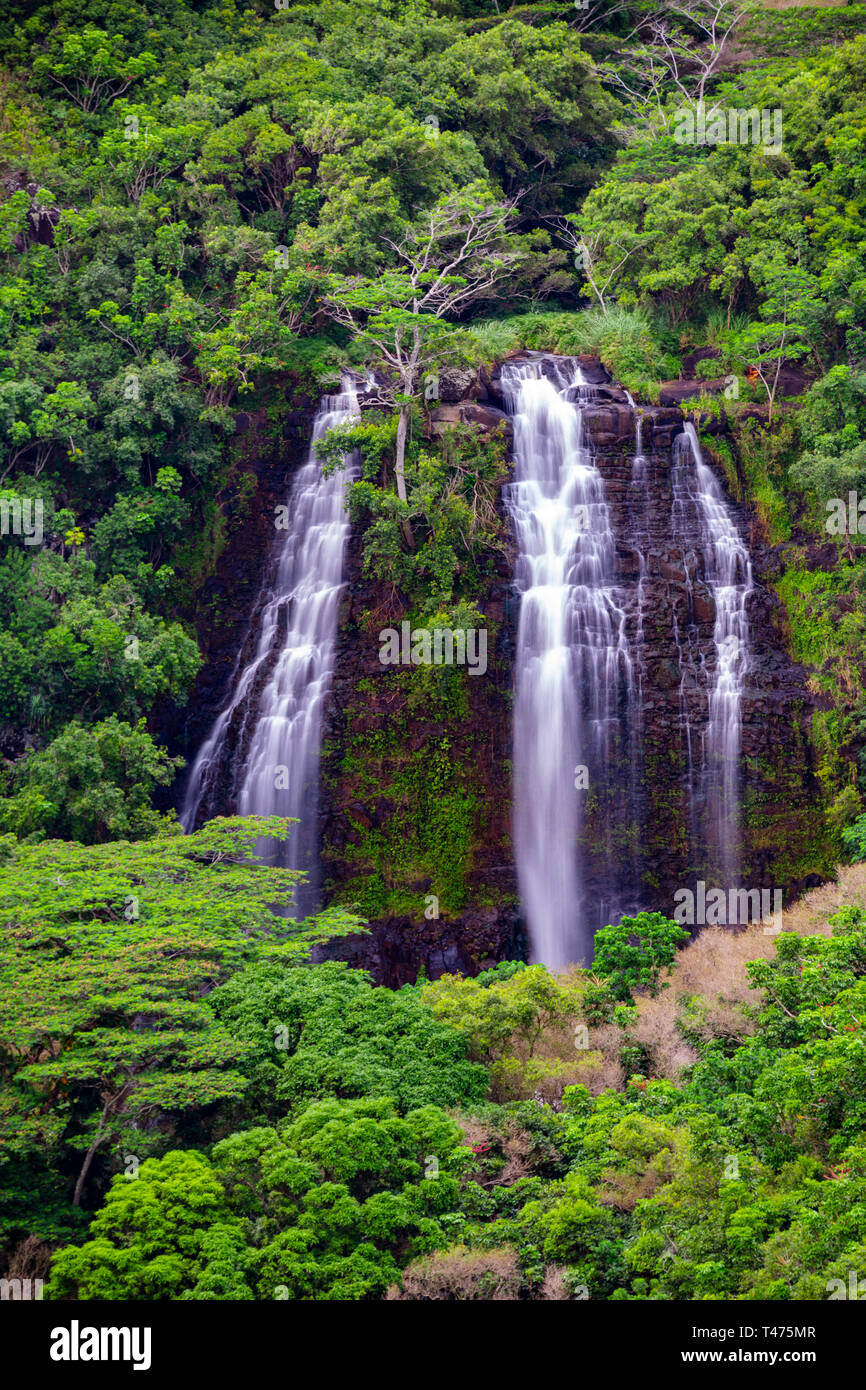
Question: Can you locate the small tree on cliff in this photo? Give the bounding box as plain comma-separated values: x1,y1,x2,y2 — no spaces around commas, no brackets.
597,0,749,129
790,366,866,561
323,182,524,545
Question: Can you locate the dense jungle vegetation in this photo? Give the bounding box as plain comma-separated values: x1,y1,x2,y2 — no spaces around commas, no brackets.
3,0,866,1304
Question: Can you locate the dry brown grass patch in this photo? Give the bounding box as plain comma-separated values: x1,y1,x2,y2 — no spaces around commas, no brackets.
551,866,864,1087
387,1244,522,1300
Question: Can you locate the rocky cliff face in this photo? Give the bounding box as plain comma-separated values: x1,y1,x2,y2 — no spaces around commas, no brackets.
153,388,320,781
498,354,829,910
316,474,525,984
317,353,831,979
166,357,833,985
573,372,828,908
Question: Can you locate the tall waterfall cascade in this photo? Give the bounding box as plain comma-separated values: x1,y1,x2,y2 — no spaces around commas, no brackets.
178,352,780,972
181,379,360,913
673,422,753,884
501,358,637,968
501,358,756,967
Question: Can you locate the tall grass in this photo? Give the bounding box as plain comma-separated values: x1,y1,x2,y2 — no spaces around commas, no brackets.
703,306,752,346
469,307,677,396
467,317,523,360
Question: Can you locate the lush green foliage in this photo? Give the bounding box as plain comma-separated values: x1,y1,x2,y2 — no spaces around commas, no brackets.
317,415,509,614
42,906,866,1301
4,0,866,1308
0,0,612,783
0,815,363,1244
593,913,690,1001
0,715,183,841
208,958,489,1120
47,1098,476,1300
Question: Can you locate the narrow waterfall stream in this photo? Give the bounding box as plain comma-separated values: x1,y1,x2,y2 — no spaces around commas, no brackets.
629,412,649,703
672,422,753,886
181,379,360,913
501,357,636,967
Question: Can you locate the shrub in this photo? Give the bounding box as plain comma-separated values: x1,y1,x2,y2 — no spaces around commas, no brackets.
592,913,690,1000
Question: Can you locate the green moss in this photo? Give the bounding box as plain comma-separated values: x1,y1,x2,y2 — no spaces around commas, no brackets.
638,744,689,894
324,669,493,919
774,565,863,686
170,492,229,613
742,767,837,883
702,433,739,499
727,415,793,543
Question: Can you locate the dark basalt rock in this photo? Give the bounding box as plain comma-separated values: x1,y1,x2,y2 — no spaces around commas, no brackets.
659,379,710,406
311,907,526,988
576,355,611,385
0,723,37,761
774,365,812,397
681,346,721,377
317,371,828,957
641,407,683,451
427,403,462,430
428,401,513,441
168,357,830,975
459,402,513,435
4,179,62,249
582,402,635,448
437,366,481,403
579,395,826,909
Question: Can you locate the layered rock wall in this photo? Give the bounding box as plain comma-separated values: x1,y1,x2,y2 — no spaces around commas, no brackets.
168,358,833,984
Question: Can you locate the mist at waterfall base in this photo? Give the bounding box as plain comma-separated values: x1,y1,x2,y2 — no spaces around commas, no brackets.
180,381,359,917
502,358,754,970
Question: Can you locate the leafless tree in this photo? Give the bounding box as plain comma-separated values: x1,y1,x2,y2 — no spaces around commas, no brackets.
545,215,657,314
325,188,524,541
598,0,751,132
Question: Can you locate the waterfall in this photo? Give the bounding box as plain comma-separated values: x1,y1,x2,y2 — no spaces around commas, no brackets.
630,413,649,696
502,357,635,968
672,422,752,884
181,379,360,913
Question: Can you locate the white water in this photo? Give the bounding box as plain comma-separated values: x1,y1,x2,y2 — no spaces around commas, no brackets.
630,413,649,695
181,380,360,911
502,358,634,968
674,423,752,881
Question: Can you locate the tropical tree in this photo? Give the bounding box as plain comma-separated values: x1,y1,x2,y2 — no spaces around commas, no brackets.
47,1098,472,1301
0,817,364,1231
592,913,690,1000
324,181,524,538
0,715,184,843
